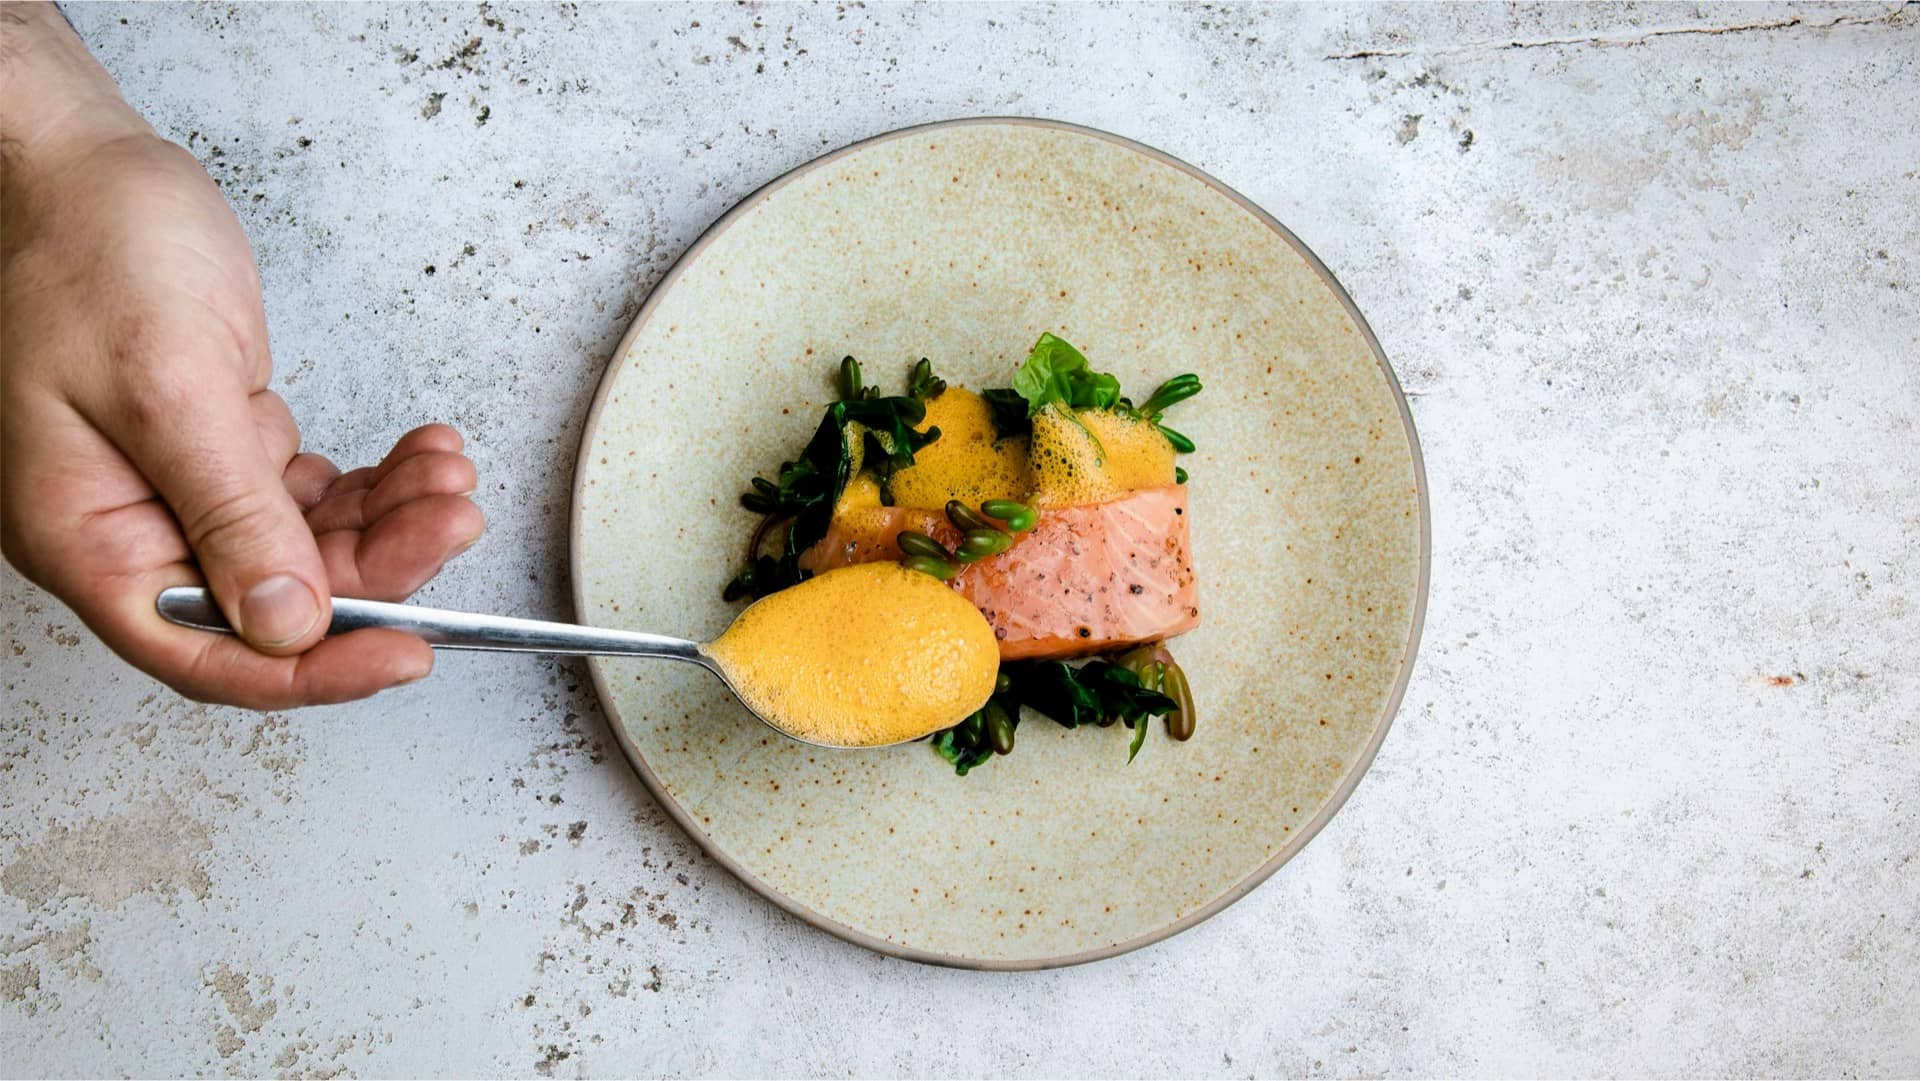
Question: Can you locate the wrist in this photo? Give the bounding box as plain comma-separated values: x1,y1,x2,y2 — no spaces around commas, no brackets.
1,4,154,255
0,4,152,183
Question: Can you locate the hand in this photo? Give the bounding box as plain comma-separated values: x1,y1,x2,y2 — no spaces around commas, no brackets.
2,6,484,707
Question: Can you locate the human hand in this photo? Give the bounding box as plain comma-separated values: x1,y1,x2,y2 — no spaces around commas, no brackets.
2,5,484,707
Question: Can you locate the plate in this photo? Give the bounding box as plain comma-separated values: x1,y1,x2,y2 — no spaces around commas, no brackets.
571,118,1428,968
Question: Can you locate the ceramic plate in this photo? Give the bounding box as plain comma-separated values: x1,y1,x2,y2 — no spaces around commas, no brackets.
571,118,1428,968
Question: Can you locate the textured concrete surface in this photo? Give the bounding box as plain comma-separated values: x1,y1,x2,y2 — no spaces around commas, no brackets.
2,2,1915,1076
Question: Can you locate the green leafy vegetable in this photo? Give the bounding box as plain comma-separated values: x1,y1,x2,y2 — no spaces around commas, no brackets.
982,335,1202,454
932,693,1021,774
930,659,1178,774
1127,708,1150,761
1006,659,1176,732
726,372,941,600
1009,333,1122,416
932,726,996,775
856,399,941,480
981,388,1030,438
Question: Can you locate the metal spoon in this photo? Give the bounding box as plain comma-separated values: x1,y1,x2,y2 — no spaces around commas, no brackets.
154,585,853,748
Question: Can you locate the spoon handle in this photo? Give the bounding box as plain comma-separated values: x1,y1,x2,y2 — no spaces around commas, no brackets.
155,586,705,662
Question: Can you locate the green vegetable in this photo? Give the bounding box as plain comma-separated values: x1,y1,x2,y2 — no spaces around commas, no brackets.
930,657,1181,775
962,709,985,745
901,554,957,580
944,499,999,534
984,701,1016,754
955,529,1011,563
981,388,1030,438
932,690,1022,774
739,476,781,515
929,656,1183,775
907,358,947,401
1115,647,1195,744
983,335,1202,456
1162,662,1196,740
931,727,996,775
1137,374,1202,418
1010,333,1122,416
727,368,942,600
1007,659,1176,735
1126,712,1150,761
721,560,772,601
980,499,1036,532
897,531,953,561
1114,644,1158,679
837,356,864,402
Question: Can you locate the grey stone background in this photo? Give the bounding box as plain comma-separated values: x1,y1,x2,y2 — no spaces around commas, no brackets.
3,2,1916,1076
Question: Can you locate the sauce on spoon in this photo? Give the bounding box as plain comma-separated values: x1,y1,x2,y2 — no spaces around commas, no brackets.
703,563,1000,746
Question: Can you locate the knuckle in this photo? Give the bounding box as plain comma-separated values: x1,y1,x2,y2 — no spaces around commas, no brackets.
108,337,201,428
178,486,287,560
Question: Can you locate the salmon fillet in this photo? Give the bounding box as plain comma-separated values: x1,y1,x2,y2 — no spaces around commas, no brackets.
800,484,1199,661
797,505,950,573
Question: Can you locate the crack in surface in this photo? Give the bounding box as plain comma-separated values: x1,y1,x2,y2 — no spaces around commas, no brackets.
1325,7,1909,60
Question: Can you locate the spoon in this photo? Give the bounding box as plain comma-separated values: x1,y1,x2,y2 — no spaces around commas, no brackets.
153,585,850,748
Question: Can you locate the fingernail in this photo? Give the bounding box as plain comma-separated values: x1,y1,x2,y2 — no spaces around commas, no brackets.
240,575,321,647
395,654,434,686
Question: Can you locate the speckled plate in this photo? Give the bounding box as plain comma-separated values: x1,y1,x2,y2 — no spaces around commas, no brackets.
571,118,1428,969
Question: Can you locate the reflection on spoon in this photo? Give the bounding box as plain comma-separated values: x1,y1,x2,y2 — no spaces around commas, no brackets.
155,562,998,749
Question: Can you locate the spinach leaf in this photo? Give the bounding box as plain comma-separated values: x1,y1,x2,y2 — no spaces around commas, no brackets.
932,724,996,775
1009,333,1122,415
1008,660,1176,731
931,659,1178,774
1013,660,1173,765
847,395,939,480
727,379,939,600
984,336,1201,454
981,388,1031,439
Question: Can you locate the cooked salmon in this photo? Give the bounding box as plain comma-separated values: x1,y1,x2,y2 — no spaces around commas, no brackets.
800,483,1199,661
797,503,949,572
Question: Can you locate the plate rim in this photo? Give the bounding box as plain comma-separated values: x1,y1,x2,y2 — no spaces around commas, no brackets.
568,116,1432,971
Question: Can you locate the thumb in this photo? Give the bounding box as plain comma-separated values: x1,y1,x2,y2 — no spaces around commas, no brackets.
115,380,330,654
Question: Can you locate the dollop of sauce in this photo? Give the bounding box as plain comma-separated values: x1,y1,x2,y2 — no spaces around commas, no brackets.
888,389,1033,509
832,470,885,516
1029,408,1176,505
704,563,1000,746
